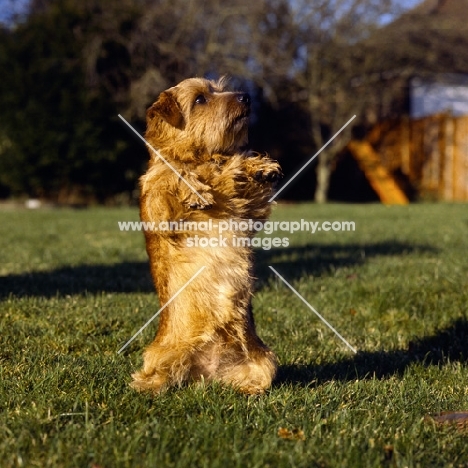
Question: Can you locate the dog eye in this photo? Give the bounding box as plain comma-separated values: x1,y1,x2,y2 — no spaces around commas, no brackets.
194,95,207,104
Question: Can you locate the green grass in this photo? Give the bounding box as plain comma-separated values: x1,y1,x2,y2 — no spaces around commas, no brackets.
1,203,468,467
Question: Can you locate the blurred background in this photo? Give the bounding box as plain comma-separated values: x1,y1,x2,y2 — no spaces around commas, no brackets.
1,0,467,206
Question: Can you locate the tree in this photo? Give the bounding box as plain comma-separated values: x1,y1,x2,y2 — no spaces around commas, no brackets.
119,0,270,119
0,0,143,202
362,0,468,121
0,0,273,201
2,0,439,203
197,0,402,203
282,0,400,202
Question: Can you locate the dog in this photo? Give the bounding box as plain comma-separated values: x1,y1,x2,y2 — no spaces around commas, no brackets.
131,77,281,394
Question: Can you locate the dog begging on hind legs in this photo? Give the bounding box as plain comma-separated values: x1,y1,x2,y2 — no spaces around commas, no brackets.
130,76,282,395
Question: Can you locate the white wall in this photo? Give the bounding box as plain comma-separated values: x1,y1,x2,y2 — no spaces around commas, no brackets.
411,78,468,118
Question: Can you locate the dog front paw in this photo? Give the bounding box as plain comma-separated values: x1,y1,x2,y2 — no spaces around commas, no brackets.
188,202,213,210
245,156,282,185
185,191,214,210
253,168,282,183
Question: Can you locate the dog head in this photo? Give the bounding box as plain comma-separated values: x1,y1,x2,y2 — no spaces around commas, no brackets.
146,77,251,158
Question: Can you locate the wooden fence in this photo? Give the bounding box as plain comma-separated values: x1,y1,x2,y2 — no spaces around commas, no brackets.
365,114,468,201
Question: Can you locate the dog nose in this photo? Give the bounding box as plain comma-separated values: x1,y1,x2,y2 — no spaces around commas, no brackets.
237,93,250,105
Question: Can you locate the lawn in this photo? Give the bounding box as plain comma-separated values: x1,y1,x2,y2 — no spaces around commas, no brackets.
1,203,467,467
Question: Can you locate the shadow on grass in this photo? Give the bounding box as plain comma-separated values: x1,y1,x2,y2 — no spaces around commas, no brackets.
0,262,154,299
276,318,468,386
0,241,436,299
254,241,437,283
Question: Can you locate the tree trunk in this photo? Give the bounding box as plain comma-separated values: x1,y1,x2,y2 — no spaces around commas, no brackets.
314,153,332,203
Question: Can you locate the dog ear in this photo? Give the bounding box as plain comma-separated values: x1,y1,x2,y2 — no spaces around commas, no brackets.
147,91,184,129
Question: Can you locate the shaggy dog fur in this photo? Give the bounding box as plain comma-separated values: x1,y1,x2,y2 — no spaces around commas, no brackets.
131,77,281,394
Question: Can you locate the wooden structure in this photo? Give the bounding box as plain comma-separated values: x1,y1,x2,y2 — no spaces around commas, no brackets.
347,141,409,205
350,114,468,202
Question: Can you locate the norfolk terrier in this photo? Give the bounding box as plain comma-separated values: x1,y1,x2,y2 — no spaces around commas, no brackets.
131,77,281,394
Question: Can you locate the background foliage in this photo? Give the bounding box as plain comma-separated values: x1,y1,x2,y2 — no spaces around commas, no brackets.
1,0,467,203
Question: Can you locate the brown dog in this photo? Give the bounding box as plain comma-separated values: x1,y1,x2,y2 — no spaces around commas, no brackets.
131,77,281,394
